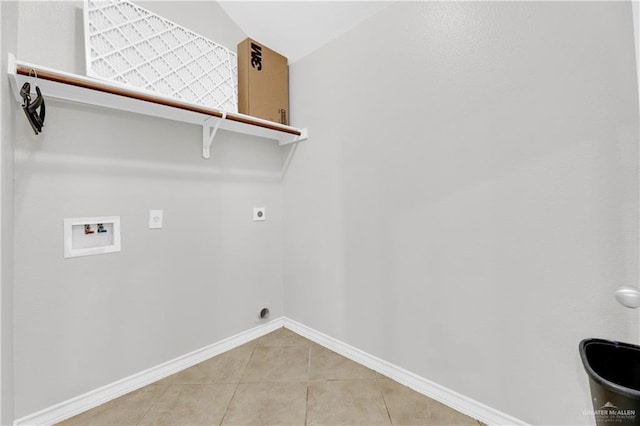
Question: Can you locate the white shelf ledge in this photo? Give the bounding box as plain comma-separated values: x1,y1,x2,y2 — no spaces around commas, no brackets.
7,54,307,158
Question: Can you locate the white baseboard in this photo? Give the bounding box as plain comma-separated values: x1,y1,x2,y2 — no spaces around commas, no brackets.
282,317,527,426
14,318,284,426
16,317,525,426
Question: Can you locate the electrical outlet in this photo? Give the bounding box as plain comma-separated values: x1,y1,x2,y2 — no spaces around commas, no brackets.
253,207,266,221
149,210,163,229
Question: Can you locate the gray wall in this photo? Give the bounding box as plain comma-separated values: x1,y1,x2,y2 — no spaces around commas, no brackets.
10,1,640,424
1,1,18,423
12,1,284,418
284,2,639,425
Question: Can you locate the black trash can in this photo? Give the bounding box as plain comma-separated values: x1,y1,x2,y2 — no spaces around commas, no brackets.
579,339,640,426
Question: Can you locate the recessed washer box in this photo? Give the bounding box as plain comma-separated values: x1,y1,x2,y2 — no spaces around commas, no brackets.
64,216,121,258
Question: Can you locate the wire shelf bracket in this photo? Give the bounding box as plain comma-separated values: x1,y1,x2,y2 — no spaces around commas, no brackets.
202,113,225,159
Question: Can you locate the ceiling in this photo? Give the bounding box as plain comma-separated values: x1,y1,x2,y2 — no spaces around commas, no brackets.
218,1,393,63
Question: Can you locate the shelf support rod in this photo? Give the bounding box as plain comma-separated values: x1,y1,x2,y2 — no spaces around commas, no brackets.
202,111,226,159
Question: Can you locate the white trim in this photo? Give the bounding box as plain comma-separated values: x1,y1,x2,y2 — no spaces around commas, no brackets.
633,0,640,345
15,317,525,426
283,318,528,426
13,318,284,426
632,0,639,145
0,0,4,420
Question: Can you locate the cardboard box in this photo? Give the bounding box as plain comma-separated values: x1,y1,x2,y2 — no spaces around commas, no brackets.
237,38,289,125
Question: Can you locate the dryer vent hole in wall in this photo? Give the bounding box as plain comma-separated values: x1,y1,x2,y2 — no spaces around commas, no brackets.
258,307,270,320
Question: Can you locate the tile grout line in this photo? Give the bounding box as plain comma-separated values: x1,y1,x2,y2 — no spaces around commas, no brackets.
304,383,310,426
134,384,171,426
375,378,394,426
218,382,240,426
305,344,311,426
218,341,259,425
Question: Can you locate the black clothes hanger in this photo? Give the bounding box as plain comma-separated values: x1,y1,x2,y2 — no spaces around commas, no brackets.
20,71,46,134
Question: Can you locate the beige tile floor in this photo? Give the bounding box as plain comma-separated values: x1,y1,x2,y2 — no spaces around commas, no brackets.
58,328,483,426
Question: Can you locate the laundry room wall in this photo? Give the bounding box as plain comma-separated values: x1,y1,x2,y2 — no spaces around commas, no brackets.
1,1,18,423
284,2,640,424
12,1,284,417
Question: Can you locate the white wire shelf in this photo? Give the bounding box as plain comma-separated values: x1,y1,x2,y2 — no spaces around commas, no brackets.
7,53,307,158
